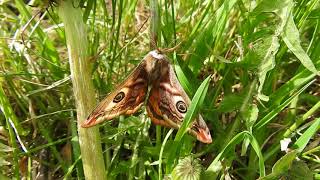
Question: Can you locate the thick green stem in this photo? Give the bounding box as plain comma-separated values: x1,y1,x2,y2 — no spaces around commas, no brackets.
58,1,106,179
150,0,160,48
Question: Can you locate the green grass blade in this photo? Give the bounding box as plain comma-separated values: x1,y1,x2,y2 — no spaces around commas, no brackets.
70,111,84,178
174,57,194,95
292,117,320,153
0,84,20,179
248,134,266,177
205,131,265,177
254,79,315,130
158,129,174,179
187,0,238,75
63,156,82,180
0,82,26,137
284,101,320,137
268,67,317,105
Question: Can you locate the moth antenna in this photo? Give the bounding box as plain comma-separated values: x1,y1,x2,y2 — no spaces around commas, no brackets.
150,38,160,52
159,41,182,53
21,11,41,45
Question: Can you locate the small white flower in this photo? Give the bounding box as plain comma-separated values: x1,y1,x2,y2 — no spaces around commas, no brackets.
280,138,292,152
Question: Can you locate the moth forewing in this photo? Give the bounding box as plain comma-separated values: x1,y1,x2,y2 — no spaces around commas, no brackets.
81,56,149,128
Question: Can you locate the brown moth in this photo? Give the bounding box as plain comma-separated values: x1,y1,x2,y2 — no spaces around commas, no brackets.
81,50,212,144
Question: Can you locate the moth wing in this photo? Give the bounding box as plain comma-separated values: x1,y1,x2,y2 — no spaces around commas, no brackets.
82,60,148,128
146,59,212,143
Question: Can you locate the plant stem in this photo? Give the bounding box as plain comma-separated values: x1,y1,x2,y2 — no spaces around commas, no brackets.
150,0,160,48
58,0,106,179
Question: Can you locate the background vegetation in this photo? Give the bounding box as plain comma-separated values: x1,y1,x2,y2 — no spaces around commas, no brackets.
0,0,319,179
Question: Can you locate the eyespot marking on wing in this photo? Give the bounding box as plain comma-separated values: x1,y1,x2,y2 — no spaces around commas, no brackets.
113,91,125,103
176,101,187,113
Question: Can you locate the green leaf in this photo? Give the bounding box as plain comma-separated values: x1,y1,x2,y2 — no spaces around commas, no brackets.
272,151,297,174
241,104,260,155
259,150,298,180
256,35,279,101
252,0,295,101
288,161,313,180
241,137,250,156
251,0,291,15
243,104,259,131
218,93,246,113
282,14,320,76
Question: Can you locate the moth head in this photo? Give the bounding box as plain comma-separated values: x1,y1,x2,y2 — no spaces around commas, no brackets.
149,50,165,60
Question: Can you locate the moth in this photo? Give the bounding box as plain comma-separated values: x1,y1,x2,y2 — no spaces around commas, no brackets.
81,50,212,144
